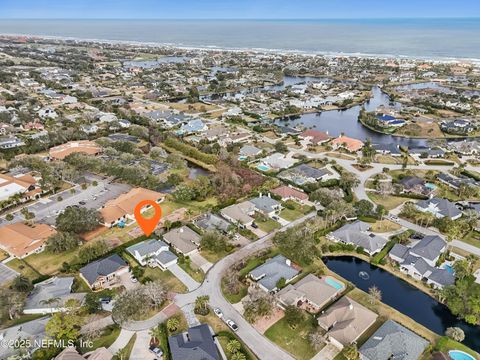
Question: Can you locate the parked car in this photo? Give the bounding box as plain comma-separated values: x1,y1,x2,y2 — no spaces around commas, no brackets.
99,297,111,304
150,346,163,358
272,215,279,221
251,222,258,229
130,275,138,283
214,308,223,318
226,319,238,332
79,201,86,205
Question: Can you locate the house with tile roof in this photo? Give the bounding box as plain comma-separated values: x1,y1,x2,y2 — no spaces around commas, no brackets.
49,140,102,160
271,185,309,203
0,172,42,202
100,187,165,227
299,129,330,145
331,135,364,152
0,222,56,258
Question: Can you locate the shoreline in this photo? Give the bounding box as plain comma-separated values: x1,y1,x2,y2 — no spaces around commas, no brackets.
1,32,480,64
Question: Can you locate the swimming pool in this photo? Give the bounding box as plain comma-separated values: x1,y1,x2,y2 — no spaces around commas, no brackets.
442,263,455,274
325,277,344,290
449,350,476,360
425,182,437,190
238,155,247,161
257,164,271,171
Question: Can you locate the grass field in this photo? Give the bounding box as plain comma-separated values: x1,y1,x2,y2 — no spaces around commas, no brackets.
370,219,401,233
6,258,41,281
254,216,281,233
79,325,120,354
143,267,188,293
264,314,318,360
460,231,480,249
367,193,408,210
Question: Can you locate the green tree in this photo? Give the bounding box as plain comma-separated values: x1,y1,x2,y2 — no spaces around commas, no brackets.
226,339,241,353
56,207,103,234
45,299,82,341
12,275,33,293
201,231,230,253
284,305,303,329
46,232,80,253
167,317,180,332
231,352,247,360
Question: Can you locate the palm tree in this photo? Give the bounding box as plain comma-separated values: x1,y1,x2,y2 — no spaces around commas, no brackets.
149,326,163,344
195,295,210,313
368,286,382,305
226,339,241,353
231,352,247,360
40,297,61,313
166,317,179,332
115,347,129,360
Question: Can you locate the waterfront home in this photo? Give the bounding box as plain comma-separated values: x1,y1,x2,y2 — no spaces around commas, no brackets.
100,187,165,228
436,173,479,191
441,119,476,135
446,140,480,156
390,235,447,267
397,176,434,197
408,147,445,159
168,324,220,360
220,201,256,228
0,223,56,258
376,114,406,128
327,221,388,256
359,320,429,360
373,143,402,156
126,239,177,270
318,296,378,348
276,274,344,313
249,194,282,216
49,140,102,160
299,129,330,145
331,135,364,153
162,226,201,256
271,185,309,203
194,212,232,234
249,255,300,293
24,277,86,315
260,152,298,170
79,254,129,291
415,197,462,220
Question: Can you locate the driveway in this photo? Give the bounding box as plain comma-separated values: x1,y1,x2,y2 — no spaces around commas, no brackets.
190,252,213,272
311,343,341,360
180,303,200,327
169,264,200,291
108,329,135,354
130,330,156,360
0,262,18,286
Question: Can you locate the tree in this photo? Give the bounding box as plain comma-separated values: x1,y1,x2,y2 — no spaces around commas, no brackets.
167,317,180,332
194,295,210,315
0,290,25,320
78,240,108,263
143,281,167,309
362,139,376,163
226,339,241,353
284,305,303,329
342,344,360,360
46,232,80,253
201,231,230,253
274,141,288,153
45,299,82,341
149,326,163,344
56,207,103,234
243,289,275,323
308,330,325,351
368,285,382,304
445,327,465,342
231,352,247,360
354,199,374,217
12,275,33,293
172,184,197,202
20,207,35,223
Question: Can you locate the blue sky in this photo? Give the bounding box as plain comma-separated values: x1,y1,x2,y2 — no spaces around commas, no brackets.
1,0,479,19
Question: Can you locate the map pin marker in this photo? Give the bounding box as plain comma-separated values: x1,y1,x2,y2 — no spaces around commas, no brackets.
134,200,162,237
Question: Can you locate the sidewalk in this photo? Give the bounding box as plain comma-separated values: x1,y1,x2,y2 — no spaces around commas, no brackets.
108,329,135,354
169,263,200,291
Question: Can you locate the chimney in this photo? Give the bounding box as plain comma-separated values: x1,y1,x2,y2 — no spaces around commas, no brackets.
348,304,353,310
285,259,291,266
268,193,271,198
179,228,184,233
259,192,262,198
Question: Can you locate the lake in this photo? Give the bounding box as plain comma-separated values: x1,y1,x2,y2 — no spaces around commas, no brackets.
323,256,480,352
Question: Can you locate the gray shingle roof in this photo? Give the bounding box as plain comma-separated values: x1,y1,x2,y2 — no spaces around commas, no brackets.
389,244,409,260
127,239,169,258
168,324,219,360
79,254,128,286
410,236,446,262
360,320,429,360
428,268,455,287
416,198,462,219
249,196,280,213
195,213,231,233
249,255,299,292
25,277,85,311
155,250,178,266
331,221,388,254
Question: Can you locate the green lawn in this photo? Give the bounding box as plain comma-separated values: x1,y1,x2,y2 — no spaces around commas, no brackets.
221,279,248,304
367,193,407,210
79,325,120,354
434,336,479,358
200,248,233,263
264,314,318,360
279,201,313,222
5,258,41,281
255,217,281,233
23,247,80,276
178,257,205,282
460,231,480,249
142,267,188,293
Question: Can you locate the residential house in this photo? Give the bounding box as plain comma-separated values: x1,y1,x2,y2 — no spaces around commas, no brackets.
299,129,330,145
220,201,256,228
80,124,99,134
179,119,208,135
0,136,25,149
49,140,102,160
359,320,429,360
55,347,112,360
327,221,388,255
239,145,262,158
24,277,86,314
249,194,282,216
0,172,42,202
408,147,445,159
79,254,129,290
278,164,331,185
249,255,300,293
271,185,309,203
415,197,462,220
397,176,433,197
318,296,378,348
126,239,177,270
260,152,298,170
100,187,165,227
0,317,49,359
168,324,220,360
195,213,232,234
163,226,201,256
331,135,364,152
276,274,344,313
107,133,140,143
437,173,479,191
0,223,56,258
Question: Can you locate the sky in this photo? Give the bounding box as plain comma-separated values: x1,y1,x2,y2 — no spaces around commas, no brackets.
1,0,480,19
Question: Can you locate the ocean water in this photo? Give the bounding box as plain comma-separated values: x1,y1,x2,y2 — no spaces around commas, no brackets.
0,19,479,59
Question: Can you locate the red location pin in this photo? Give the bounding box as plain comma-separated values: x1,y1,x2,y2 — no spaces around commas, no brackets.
134,200,162,237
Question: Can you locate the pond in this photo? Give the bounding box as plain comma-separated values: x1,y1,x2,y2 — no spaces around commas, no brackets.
187,161,211,179
323,256,480,352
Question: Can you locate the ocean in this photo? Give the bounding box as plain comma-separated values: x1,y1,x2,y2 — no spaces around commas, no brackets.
0,18,479,60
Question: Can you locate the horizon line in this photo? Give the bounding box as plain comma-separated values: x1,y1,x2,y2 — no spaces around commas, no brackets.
1,16,479,20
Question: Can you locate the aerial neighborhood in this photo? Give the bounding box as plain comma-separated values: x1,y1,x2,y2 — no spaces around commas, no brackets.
0,35,480,360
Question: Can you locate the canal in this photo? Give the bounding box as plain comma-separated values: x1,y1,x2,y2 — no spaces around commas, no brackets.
324,256,480,352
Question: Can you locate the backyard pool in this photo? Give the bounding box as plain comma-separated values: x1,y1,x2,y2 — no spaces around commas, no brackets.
425,183,437,190
238,155,247,161
442,263,455,274
257,164,271,171
449,350,476,360
325,276,345,290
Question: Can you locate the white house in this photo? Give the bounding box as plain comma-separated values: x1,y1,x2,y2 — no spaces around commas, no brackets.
126,239,177,270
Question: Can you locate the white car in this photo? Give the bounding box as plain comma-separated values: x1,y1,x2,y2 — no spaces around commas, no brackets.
226,319,238,332
214,308,223,318
130,275,138,283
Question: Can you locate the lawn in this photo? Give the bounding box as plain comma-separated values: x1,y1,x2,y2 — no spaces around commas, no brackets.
370,220,401,233
6,258,41,281
221,279,248,304
434,336,480,358
200,248,233,264
0,314,45,330
0,249,9,261
367,193,408,210
254,216,281,233
79,325,121,354
23,247,80,276
459,231,480,249
178,257,205,282
264,314,318,360
142,267,188,293
112,333,136,360
279,201,313,222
